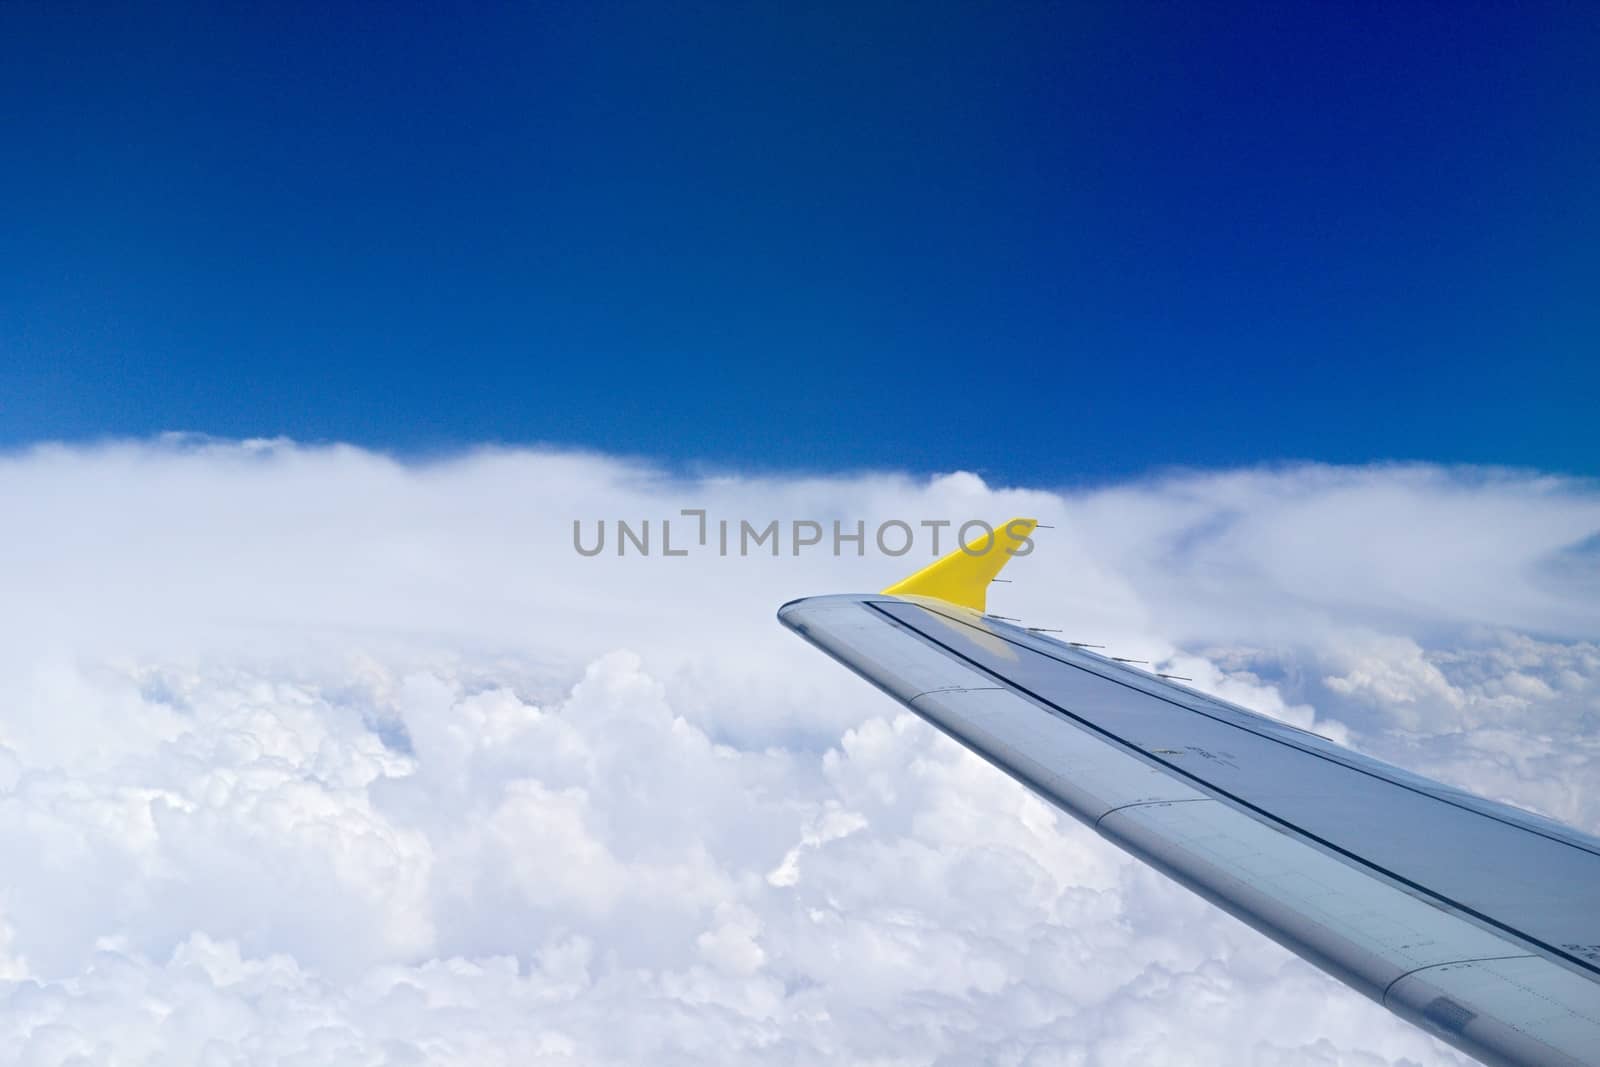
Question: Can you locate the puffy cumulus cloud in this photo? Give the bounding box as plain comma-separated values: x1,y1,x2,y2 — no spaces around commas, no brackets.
0,659,1458,1066
0,439,1596,1065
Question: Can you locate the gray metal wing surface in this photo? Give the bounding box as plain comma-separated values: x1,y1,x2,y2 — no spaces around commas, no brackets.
778,591,1600,1067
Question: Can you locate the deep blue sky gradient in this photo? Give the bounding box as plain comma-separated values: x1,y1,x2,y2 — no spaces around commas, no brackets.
2,3,1596,482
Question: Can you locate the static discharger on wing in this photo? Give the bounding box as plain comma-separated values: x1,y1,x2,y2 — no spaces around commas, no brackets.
888,518,1194,685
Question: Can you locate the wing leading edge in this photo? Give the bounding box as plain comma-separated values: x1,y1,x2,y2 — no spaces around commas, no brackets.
778,521,1600,1067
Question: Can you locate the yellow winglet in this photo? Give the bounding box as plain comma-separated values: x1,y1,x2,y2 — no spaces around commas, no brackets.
881,518,1037,613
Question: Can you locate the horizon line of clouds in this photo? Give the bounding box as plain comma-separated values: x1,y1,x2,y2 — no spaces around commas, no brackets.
6,429,1598,493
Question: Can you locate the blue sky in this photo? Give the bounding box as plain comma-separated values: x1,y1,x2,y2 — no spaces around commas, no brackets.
2,3,1595,482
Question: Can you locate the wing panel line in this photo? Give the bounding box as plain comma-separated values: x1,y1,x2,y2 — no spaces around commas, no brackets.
910,600,1600,861
1092,797,1212,827
1380,955,1537,1004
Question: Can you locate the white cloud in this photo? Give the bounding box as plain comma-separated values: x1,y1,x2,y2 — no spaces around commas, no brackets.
0,439,1595,1064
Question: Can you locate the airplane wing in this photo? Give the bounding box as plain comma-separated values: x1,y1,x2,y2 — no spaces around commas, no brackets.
778,518,1600,1067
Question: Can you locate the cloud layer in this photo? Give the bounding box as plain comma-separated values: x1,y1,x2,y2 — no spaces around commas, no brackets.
1,439,1596,1065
